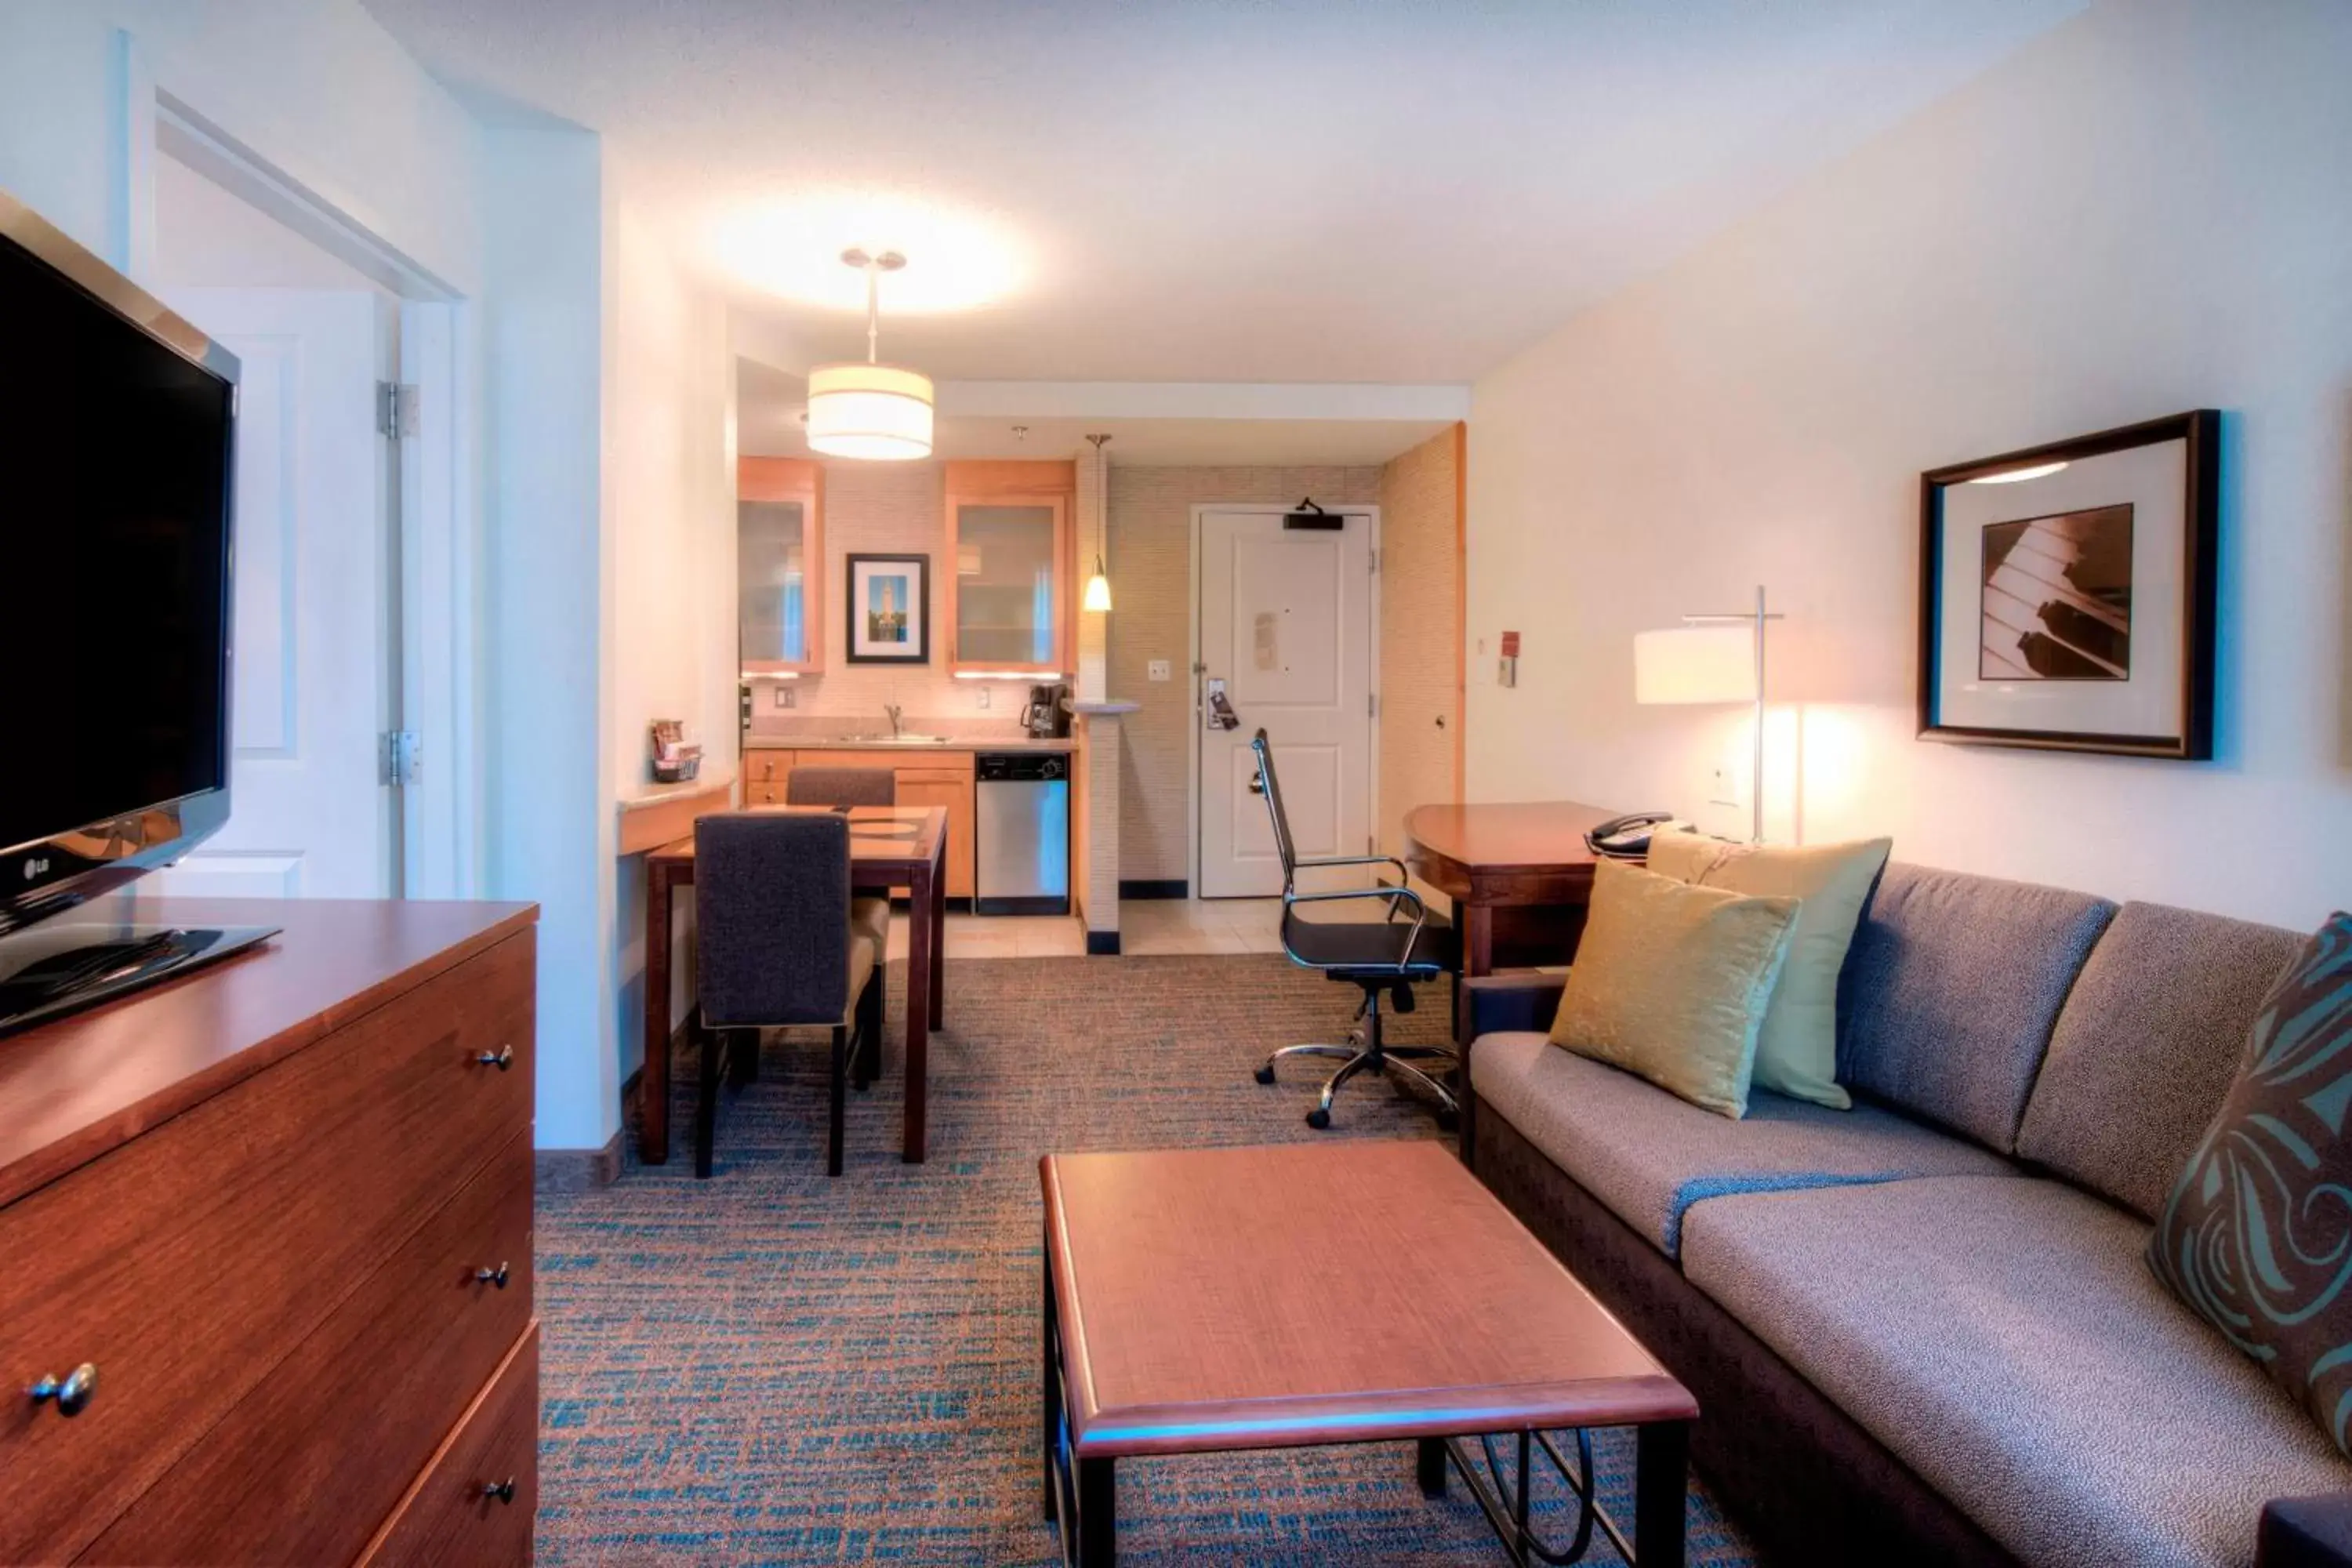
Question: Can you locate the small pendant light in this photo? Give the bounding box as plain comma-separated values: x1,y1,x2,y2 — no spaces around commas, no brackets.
1083,433,1112,612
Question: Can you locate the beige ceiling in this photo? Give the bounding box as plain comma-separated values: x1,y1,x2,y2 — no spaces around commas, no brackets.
366,0,2081,383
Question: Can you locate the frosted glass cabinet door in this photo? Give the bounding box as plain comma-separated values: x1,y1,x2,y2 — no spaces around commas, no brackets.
740,499,809,666
953,503,1062,669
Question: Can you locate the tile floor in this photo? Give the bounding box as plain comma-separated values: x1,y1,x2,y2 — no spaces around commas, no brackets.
883,895,1400,961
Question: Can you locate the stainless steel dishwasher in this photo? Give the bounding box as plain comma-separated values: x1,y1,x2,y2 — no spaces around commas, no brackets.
975,751,1070,916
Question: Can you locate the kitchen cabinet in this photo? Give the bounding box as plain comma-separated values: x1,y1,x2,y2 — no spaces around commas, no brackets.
742,750,976,901
944,460,1074,678
739,458,822,675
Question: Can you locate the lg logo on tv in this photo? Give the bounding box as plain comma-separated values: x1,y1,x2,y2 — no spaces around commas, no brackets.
22,857,48,881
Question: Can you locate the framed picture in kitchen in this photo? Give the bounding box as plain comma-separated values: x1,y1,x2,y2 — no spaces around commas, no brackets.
1918,410,2218,759
847,553,931,664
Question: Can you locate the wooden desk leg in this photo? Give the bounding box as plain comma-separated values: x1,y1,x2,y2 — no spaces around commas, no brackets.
641,860,674,1165
1455,900,1494,1046
1637,1420,1690,1568
928,830,946,1030
904,857,934,1163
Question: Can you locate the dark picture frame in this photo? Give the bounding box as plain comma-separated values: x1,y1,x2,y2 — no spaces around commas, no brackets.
845,552,931,665
1918,410,2218,759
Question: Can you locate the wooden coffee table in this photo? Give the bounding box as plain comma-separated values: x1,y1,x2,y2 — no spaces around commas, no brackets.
1040,1141,1697,1566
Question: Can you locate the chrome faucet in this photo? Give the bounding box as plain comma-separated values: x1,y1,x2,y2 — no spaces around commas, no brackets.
884,703,904,739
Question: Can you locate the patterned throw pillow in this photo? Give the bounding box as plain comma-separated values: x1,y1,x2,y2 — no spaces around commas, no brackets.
2150,912,2352,1454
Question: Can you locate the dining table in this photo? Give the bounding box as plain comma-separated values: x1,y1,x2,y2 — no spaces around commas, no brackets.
1402,800,1624,1044
637,804,949,1165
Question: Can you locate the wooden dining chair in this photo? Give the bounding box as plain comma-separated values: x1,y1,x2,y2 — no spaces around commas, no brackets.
786,766,896,965
691,812,882,1178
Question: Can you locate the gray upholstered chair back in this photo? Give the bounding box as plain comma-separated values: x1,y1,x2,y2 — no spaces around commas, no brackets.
695,813,852,1028
786,766,896,808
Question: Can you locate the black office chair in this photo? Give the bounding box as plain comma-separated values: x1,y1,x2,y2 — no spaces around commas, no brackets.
1245,728,1459,1128
692,812,883,1178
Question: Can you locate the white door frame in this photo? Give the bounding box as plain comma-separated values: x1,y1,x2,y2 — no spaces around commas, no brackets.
1187,503,1383,898
111,40,479,898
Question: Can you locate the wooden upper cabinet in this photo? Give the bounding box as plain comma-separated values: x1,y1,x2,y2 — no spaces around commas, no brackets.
739,457,823,675
943,460,1075,677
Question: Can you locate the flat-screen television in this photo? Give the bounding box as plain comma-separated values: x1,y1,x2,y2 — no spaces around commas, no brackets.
0,190,263,1029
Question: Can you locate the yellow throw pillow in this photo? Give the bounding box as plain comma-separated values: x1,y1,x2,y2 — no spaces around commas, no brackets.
1645,829,1893,1111
1548,858,1799,1120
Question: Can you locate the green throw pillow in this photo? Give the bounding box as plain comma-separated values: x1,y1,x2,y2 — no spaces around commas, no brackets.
2150,911,2352,1454
1646,829,1892,1110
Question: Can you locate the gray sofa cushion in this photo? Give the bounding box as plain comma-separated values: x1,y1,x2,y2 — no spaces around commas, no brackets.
1469,1031,2013,1257
1682,1175,2352,1568
2020,902,2306,1219
1837,862,2115,1152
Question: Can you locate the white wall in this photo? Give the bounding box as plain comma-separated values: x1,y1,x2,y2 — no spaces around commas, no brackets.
0,2,482,293
481,128,616,1152
1467,0,2352,930
606,185,739,1077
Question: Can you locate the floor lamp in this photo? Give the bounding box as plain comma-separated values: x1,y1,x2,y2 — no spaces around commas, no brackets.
1633,586,1783,844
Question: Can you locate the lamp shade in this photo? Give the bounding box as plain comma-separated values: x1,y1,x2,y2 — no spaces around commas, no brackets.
1634,625,1755,705
1082,570,1112,613
805,362,934,459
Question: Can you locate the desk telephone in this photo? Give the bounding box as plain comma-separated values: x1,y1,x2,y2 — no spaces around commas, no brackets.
1584,811,1686,859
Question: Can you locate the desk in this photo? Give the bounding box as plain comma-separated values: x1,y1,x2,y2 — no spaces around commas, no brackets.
1403,801,1620,1041
640,805,949,1165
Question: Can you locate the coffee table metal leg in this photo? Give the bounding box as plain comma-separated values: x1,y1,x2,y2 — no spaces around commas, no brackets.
1637,1420,1690,1568
1042,1247,1061,1523
1417,1436,1447,1498
1076,1457,1116,1566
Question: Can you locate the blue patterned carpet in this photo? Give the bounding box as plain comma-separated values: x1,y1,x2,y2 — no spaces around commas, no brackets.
535,954,1757,1566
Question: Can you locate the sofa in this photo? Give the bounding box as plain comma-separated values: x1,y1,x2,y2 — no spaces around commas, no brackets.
1463,860,2352,1568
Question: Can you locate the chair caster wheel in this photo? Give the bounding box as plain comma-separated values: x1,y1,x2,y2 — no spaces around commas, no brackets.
1254,1064,1277,1085
1305,1107,1332,1130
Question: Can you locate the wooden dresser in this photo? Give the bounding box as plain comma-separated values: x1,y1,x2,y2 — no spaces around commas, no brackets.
0,898,539,1567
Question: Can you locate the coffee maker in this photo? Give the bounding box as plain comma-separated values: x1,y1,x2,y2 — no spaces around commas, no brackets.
1022,682,1069,739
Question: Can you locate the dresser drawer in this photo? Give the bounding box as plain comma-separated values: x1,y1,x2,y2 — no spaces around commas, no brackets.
0,929,533,1565
361,1323,539,1568
743,750,793,784
82,1127,534,1564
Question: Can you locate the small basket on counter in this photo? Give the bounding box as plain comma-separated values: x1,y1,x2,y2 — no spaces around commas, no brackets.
649,719,702,785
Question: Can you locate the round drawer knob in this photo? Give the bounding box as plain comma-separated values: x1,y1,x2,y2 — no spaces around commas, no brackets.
474,1045,514,1072
483,1477,517,1504
29,1363,97,1417
474,1261,511,1290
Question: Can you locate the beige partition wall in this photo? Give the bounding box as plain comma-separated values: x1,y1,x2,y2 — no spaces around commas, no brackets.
1376,424,1465,862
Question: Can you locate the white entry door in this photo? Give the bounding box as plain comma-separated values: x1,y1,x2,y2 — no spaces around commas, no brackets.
146,288,396,899
1196,508,1374,898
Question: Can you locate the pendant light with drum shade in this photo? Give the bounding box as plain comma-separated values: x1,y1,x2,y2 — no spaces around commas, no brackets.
806,249,933,460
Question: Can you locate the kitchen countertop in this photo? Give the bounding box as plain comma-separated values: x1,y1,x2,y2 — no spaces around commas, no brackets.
743,735,1078,753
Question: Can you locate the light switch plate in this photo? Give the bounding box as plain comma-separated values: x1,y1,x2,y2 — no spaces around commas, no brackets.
975,686,990,709
1148,659,1172,681
772,685,794,710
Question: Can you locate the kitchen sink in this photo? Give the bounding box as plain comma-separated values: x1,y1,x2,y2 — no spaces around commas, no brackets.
829,732,953,745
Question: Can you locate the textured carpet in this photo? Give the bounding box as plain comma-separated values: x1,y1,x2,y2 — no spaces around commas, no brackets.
535,955,1757,1566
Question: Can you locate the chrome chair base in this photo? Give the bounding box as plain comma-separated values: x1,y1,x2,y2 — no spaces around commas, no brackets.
1255,998,1459,1131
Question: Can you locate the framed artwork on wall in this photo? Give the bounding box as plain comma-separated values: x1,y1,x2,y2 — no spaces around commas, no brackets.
1918,409,2219,759
846,553,931,664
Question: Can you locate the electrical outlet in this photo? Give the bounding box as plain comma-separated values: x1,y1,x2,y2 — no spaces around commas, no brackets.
772,685,794,710
975,686,990,710
1148,659,1171,682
